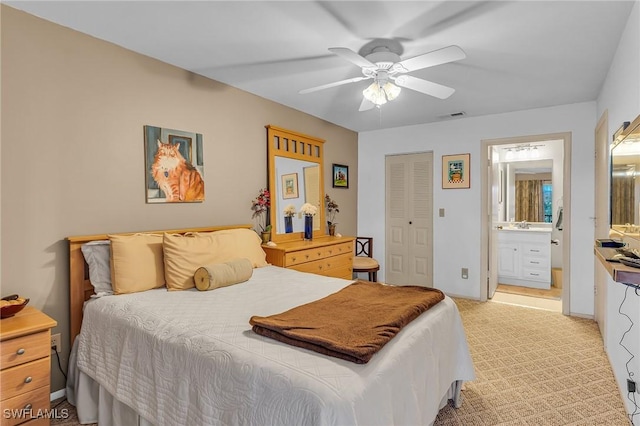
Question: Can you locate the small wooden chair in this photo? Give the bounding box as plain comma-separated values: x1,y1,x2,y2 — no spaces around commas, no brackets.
353,237,380,282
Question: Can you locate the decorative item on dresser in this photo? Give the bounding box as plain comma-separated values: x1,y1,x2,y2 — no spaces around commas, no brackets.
0,307,57,426
262,235,355,279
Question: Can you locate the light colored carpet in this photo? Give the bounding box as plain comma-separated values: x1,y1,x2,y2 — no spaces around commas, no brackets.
52,298,629,425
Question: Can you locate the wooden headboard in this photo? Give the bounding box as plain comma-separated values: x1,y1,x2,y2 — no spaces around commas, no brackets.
67,224,253,346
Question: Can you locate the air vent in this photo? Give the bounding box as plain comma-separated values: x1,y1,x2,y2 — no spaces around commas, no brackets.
437,111,466,120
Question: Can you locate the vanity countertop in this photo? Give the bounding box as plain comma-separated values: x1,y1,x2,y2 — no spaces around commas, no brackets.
499,227,552,233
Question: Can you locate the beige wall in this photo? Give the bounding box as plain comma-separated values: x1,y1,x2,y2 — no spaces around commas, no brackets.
0,6,358,392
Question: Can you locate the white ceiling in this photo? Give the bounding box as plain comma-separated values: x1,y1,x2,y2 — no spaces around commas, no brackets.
6,1,635,132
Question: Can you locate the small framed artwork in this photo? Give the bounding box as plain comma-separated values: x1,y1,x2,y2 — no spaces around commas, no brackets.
442,153,470,189
332,164,349,188
282,173,299,199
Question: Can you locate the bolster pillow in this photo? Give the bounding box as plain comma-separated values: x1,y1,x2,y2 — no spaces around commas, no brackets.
193,258,253,291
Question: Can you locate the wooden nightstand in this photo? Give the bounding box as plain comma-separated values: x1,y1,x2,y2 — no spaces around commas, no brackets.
0,307,57,426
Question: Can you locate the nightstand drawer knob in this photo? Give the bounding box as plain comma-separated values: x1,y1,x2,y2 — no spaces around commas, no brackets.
24,404,32,410
16,348,26,355
24,376,33,383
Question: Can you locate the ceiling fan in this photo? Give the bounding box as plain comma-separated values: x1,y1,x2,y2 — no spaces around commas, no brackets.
299,39,466,111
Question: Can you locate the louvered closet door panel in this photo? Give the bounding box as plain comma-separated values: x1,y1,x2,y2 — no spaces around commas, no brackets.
386,157,409,283
409,157,433,286
385,153,433,286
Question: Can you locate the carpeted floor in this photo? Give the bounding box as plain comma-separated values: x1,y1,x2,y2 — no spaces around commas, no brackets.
52,298,630,425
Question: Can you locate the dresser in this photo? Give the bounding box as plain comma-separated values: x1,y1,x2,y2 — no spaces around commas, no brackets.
263,236,355,280
1,307,57,426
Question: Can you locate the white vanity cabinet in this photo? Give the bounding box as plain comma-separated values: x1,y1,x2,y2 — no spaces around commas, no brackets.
497,230,551,289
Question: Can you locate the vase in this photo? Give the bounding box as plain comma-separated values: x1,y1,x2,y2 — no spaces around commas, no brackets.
261,231,270,244
284,216,293,233
304,215,313,240
328,223,336,236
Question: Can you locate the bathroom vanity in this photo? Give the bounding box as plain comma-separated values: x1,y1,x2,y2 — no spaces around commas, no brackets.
498,228,552,289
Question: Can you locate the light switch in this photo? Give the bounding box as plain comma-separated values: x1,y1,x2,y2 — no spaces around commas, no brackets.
439,208,445,217
461,268,468,279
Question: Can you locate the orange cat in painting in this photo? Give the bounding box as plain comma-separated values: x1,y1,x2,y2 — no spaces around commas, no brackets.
151,140,204,202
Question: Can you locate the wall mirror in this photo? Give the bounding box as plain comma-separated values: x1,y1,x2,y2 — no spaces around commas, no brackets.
508,160,553,223
611,114,640,234
266,125,326,242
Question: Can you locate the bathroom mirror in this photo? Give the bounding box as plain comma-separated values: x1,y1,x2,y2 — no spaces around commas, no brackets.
504,159,553,223
266,125,326,242
610,114,640,232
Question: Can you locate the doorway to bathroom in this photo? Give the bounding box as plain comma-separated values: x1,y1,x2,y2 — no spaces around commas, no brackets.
480,133,571,315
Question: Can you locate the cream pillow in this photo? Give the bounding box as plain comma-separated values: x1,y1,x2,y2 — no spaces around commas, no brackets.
163,233,219,291
193,258,253,291
109,233,165,294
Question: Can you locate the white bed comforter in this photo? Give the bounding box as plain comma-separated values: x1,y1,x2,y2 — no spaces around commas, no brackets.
76,266,474,425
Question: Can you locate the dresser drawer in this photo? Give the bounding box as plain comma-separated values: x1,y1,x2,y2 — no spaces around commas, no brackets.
0,332,50,370
0,385,50,426
284,242,354,267
285,247,324,266
291,253,353,277
1,358,50,400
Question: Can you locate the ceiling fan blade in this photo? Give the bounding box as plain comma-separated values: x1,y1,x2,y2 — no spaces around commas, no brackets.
359,97,375,112
396,45,466,73
328,47,376,68
394,75,455,99
299,76,370,94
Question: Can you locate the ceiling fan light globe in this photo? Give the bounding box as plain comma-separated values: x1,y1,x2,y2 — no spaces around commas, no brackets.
383,82,401,101
363,82,387,106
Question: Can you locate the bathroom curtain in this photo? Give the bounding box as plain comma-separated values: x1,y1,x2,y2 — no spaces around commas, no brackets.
611,175,634,224
515,180,543,222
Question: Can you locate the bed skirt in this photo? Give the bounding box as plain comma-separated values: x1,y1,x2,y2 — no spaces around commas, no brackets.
67,340,464,426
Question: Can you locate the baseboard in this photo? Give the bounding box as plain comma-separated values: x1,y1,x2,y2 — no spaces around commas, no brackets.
50,388,65,402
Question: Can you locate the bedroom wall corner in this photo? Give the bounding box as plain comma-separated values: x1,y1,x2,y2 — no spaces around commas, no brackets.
0,5,358,393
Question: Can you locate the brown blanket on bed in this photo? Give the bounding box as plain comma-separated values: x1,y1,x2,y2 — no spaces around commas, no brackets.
249,280,445,364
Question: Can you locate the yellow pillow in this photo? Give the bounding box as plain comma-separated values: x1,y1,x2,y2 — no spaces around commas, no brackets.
163,233,218,291
198,228,268,268
163,229,268,291
109,233,165,294
193,258,253,291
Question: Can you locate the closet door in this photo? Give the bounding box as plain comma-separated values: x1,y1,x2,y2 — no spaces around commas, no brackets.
385,152,433,286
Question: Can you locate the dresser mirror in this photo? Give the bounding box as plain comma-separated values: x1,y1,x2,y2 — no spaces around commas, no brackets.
611,114,640,235
266,125,326,242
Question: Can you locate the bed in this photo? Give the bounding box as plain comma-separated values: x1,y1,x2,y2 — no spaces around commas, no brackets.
66,225,475,425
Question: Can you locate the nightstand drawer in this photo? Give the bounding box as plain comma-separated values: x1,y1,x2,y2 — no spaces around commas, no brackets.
1,358,50,400
0,385,50,426
0,332,50,370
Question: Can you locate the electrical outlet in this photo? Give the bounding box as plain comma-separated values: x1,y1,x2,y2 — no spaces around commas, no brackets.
628,379,637,393
461,268,469,279
51,333,61,353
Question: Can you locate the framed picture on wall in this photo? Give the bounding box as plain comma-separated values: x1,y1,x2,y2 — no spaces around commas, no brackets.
281,173,299,199
332,164,349,188
144,125,205,203
442,153,470,189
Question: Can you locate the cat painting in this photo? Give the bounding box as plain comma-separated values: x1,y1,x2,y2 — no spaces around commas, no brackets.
151,139,204,202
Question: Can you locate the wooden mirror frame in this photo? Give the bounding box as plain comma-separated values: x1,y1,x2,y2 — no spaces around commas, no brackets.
266,125,326,243
610,113,640,232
